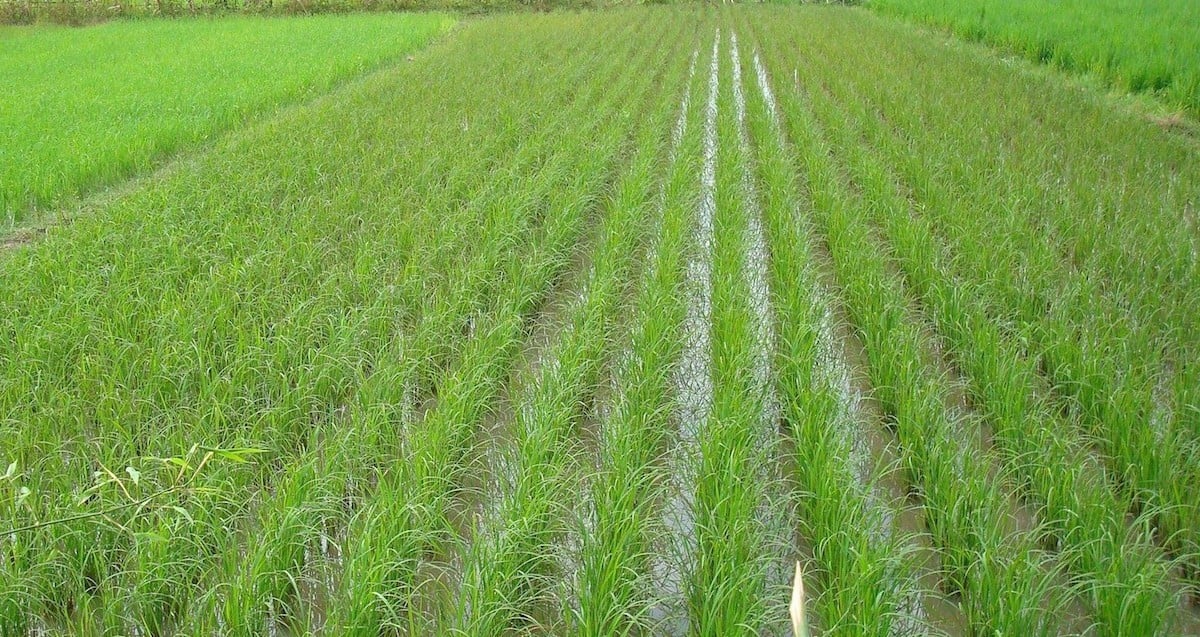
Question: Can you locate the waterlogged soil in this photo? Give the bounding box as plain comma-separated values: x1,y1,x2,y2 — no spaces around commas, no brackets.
277,531,344,635
832,311,968,636
420,208,605,633
655,32,721,637
1181,604,1200,633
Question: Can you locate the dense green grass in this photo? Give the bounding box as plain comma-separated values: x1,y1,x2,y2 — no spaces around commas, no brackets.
0,0,607,24
868,0,1200,114
0,12,452,223
750,5,1199,632
2,5,1199,634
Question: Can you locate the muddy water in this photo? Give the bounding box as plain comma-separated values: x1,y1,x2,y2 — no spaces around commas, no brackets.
730,32,778,423
562,51,705,628
834,307,967,636
731,32,795,623
657,29,721,637
675,31,718,457
275,528,345,635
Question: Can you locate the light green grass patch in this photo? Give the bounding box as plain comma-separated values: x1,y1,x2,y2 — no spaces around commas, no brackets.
0,11,453,223
868,0,1200,116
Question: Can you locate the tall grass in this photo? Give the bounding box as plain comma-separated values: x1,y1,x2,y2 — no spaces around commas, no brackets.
0,0,609,24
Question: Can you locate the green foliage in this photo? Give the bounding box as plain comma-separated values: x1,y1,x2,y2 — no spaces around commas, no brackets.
868,0,1200,115
0,12,453,223
2,5,1198,634
1,0,617,24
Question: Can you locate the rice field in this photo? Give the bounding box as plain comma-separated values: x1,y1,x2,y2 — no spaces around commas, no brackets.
868,0,1200,115
0,12,453,224
2,5,1199,635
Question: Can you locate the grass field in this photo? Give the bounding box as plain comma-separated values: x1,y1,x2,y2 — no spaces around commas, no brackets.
0,12,453,224
2,5,1199,635
0,0,594,24
868,0,1200,115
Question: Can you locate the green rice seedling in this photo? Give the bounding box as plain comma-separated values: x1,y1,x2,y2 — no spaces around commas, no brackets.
0,12,453,224
0,11,650,633
200,30,643,637
148,26,633,633
184,15,643,631
338,165,616,630
329,183,579,632
797,45,1183,633
750,14,1066,634
772,7,1200,600
5,6,1199,633
325,14,688,634
791,8,1197,362
868,0,1200,114
572,39,707,637
451,20,693,636
745,5,1200,629
733,24,924,636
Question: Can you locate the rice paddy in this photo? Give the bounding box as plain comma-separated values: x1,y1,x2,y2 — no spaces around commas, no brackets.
868,0,1200,115
0,12,453,223
2,4,1198,635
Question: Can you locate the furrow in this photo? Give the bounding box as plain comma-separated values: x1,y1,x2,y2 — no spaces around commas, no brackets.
662,26,721,637
574,38,703,637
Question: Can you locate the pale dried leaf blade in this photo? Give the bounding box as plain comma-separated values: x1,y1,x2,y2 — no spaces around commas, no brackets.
790,560,809,637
